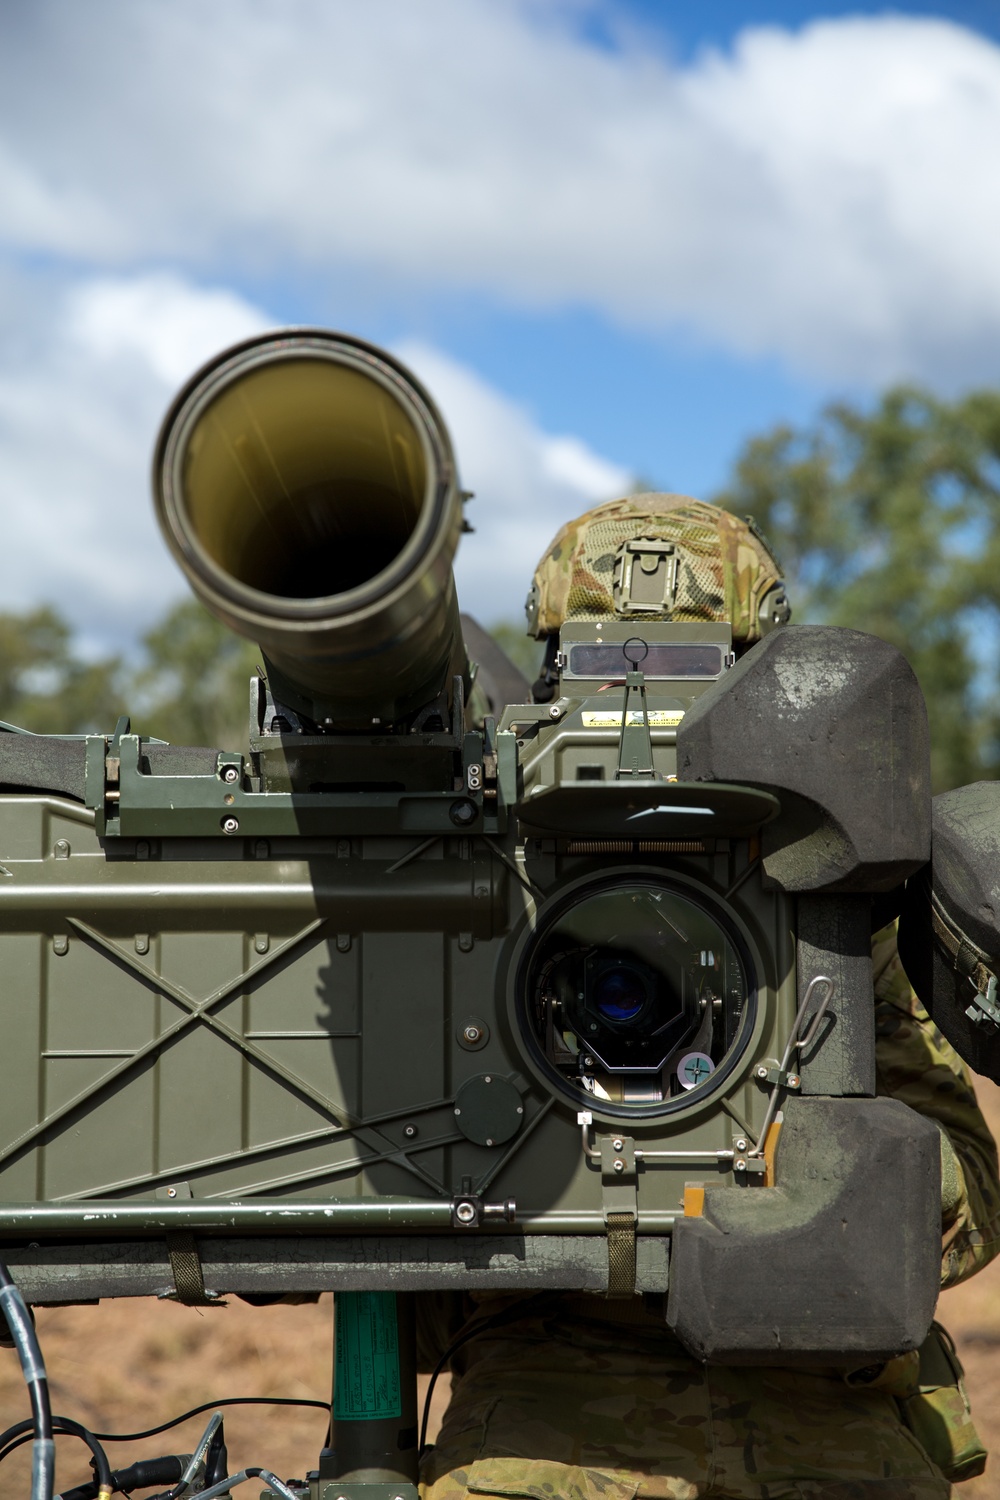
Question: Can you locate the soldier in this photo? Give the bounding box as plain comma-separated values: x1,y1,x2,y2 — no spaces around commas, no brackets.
419,495,1000,1500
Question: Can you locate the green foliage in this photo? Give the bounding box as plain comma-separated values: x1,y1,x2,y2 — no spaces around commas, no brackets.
0,607,121,735
129,598,259,751
486,621,544,686
714,387,1000,791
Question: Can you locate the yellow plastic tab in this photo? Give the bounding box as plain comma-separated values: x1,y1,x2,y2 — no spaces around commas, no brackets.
683,1182,706,1217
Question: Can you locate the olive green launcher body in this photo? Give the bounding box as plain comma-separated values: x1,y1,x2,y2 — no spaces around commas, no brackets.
0,332,941,1366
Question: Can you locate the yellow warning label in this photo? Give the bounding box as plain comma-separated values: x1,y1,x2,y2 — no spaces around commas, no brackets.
581,710,685,728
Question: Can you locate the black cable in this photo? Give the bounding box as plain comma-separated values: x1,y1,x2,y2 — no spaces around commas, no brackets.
0,1416,110,1491
418,1293,554,1458
90,1397,330,1444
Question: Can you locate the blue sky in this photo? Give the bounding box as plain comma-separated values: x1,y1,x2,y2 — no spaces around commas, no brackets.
0,1,998,646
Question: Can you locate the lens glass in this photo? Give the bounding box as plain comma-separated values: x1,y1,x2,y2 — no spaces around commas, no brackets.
518,878,753,1112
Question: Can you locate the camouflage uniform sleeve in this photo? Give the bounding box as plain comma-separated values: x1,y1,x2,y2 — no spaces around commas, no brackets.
873,920,1000,1287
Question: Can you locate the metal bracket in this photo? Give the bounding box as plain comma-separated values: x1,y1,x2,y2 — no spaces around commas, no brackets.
613,538,680,616
966,973,1000,1030
600,1135,637,1298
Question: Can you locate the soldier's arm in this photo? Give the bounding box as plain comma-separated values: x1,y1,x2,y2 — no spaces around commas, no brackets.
874,920,1000,1287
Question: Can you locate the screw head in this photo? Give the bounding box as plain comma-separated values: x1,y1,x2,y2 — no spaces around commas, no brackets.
449,798,477,827
735,1158,747,1172
222,765,239,783
548,704,563,719
756,1065,768,1080
167,1187,177,1198
735,1137,749,1152
612,1138,624,1152
455,1200,476,1223
788,1073,801,1089
403,1124,417,1139
221,815,239,834
613,1159,625,1173
463,1024,482,1044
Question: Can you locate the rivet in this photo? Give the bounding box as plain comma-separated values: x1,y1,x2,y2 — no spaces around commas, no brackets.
53,839,70,859
486,1137,494,1146
52,934,69,957
403,1124,417,1139
484,1075,492,1084
135,934,149,955
254,933,269,954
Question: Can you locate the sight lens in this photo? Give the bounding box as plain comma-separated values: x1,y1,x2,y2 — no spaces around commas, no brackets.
593,965,648,1022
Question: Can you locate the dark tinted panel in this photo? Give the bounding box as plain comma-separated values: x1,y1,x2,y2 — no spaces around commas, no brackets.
566,642,724,679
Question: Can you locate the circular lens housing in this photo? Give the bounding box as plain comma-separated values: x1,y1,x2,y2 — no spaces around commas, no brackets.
516,876,755,1114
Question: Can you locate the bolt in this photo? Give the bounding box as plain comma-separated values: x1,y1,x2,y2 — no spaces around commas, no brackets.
463,1024,482,1044
613,1159,625,1173
735,1137,748,1152
403,1124,417,1139
221,816,239,834
449,798,477,827
455,1201,476,1224
548,704,562,718
221,765,239,783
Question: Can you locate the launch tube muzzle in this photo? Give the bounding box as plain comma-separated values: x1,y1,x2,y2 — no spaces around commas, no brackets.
153,329,466,728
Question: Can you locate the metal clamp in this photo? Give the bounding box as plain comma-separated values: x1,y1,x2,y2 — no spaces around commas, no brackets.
748,975,834,1159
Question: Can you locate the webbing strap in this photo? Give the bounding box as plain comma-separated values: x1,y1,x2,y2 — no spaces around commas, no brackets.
606,1211,637,1299
164,1230,224,1306
930,892,995,996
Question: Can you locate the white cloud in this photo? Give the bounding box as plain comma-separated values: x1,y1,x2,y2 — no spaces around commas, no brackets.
397,341,630,626
0,271,628,649
1,5,999,384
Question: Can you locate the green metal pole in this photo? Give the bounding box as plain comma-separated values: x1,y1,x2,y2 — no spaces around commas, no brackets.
330,1290,419,1498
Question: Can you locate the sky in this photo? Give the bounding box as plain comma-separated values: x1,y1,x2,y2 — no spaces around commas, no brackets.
2,0,999,654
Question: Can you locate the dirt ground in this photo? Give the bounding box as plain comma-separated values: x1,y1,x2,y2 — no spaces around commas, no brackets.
1,1083,999,1497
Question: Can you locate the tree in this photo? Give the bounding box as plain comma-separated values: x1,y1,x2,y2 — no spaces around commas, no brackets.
0,607,121,735
713,387,1000,792
129,598,260,751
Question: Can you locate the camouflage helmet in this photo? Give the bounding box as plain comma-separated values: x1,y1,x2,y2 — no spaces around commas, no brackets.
525,492,790,644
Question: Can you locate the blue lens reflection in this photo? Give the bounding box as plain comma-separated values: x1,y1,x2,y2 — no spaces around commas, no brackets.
593,966,647,1022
